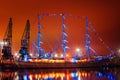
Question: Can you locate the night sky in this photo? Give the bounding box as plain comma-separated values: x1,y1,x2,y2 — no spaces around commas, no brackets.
0,0,120,55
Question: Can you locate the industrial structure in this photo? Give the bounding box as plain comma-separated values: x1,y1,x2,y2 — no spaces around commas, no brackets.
1,18,13,61
19,20,30,61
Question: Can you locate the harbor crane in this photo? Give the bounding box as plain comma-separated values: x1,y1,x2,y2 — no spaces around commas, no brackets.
19,20,30,61
1,18,14,61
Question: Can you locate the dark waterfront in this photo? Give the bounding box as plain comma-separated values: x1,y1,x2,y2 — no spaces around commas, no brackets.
0,68,119,80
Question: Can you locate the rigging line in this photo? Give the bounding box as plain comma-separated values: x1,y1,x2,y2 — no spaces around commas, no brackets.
86,17,112,57
89,32,112,55
32,27,61,52
87,19,114,53
31,15,38,27
32,31,55,52
38,15,61,52
39,13,85,20
89,47,99,56
42,35,56,51
3,23,9,39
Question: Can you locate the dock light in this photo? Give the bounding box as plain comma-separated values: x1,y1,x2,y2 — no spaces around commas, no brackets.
4,42,7,45
75,48,82,57
66,54,69,57
17,55,19,58
60,54,63,58
75,48,80,52
71,72,77,78
14,52,18,56
24,55,28,62
23,75,28,80
71,58,77,63
0,41,7,46
54,54,58,57
14,52,20,58
30,53,33,57
44,54,47,58
0,42,4,45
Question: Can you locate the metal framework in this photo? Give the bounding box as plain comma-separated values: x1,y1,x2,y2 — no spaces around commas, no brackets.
19,20,30,61
2,18,13,60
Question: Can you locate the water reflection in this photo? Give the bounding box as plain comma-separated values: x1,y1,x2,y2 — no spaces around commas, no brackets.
0,68,118,80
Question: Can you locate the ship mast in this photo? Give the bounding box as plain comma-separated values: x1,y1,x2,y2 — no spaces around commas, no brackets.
61,14,69,58
37,15,43,58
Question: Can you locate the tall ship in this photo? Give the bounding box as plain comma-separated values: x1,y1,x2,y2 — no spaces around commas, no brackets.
0,14,117,69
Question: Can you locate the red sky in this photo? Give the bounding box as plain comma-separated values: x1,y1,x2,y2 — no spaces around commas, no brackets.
0,0,120,55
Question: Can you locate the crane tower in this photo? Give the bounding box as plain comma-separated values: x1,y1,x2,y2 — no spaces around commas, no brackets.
19,20,30,61
2,18,13,60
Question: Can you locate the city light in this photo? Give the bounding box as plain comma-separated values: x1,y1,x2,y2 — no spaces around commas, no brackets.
66,54,69,58
24,55,28,62
60,54,63,58
75,48,81,52
0,41,7,46
75,48,82,57
54,54,58,57
14,52,20,60
14,52,18,56
0,42,4,45
30,53,33,57
71,58,77,63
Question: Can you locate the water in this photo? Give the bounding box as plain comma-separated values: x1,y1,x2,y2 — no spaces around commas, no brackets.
0,68,119,80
